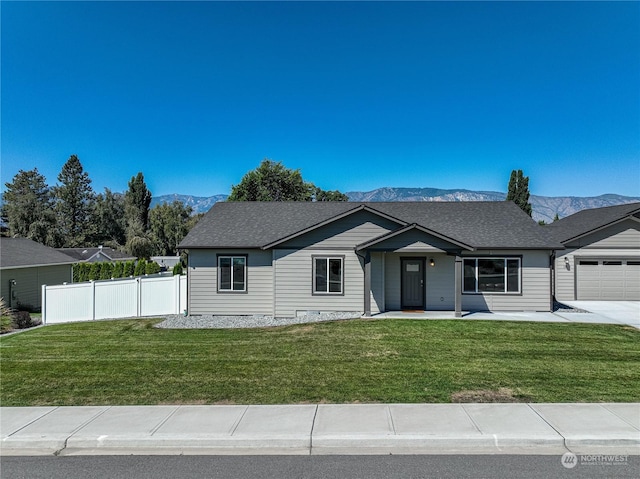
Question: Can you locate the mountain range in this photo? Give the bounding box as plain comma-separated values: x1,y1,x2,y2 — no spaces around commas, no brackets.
151,188,640,224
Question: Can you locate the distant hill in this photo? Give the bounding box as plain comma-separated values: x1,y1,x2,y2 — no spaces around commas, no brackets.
152,189,640,223
150,194,228,214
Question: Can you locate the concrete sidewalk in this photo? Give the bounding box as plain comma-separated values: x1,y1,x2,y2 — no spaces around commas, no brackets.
1,403,638,456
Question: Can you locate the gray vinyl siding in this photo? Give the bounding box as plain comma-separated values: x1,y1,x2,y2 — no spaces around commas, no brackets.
564,219,640,249
385,250,551,312
462,250,551,311
271,210,401,317
370,252,385,313
426,254,456,310
0,264,72,311
276,210,399,249
187,249,272,315
273,249,367,317
554,219,640,301
384,253,455,310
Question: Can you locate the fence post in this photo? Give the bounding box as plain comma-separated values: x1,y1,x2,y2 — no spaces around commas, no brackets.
175,274,180,314
136,277,142,317
91,280,96,321
41,284,47,325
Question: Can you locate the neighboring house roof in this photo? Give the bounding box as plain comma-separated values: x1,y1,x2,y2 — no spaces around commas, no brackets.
179,201,562,250
57,247,136,262
546,202,640,244
0,237,77,269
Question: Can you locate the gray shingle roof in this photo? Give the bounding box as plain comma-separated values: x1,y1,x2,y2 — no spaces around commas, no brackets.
0,237,77,269
57,247,136,262
546,202,640,243
179,201,562,250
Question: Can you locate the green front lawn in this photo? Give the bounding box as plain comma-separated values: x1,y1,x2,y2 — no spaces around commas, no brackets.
0,318,638,406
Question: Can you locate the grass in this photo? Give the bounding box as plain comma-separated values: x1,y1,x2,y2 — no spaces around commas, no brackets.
1,316,13,334
0,318,638,406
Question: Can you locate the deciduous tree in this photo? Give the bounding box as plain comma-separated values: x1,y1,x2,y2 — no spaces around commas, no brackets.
149,201,193,256
228,159,348,202
91,188,126,247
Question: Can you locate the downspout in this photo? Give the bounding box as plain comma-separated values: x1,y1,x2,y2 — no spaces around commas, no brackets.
549,251,555,312
355,249,371,317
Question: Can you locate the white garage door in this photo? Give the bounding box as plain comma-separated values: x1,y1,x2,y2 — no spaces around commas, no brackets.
577,259,640,300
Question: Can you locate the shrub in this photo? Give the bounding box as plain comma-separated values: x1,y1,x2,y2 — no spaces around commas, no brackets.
112,261,124,278
89,262,101,281
73,263,90,282
1,297,13,333
123,260,135,277
13,311,40,329
172,263,183,275
99,262,114,280
145,261,161,275
134,260,146,277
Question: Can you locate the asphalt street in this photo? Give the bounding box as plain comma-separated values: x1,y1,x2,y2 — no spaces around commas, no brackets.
2,455,638,479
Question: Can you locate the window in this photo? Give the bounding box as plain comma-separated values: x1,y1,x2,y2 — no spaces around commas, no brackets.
313,257,343,294
602,261,622,266
463,257,521,293
579,260,598,266
218,256,246,292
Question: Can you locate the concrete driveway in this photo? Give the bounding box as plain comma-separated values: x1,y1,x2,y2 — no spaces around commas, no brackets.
561,301,640,329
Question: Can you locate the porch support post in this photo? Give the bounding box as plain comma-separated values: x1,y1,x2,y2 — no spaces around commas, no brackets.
454,255,462,318
364,251,371,317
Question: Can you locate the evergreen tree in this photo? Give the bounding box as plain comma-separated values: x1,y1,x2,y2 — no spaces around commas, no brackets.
89,262,101,281
124,172,153,258
123,260,135,277
99,262,113,280
134,260,146,277
2,168,61,246
506,169,533,217
112,261,124,278
125,172,152,231
53,155,95,247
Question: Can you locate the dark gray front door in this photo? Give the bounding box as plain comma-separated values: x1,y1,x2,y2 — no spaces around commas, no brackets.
401,258,425,310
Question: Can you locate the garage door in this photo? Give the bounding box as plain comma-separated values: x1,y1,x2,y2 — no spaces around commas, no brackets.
577,259,640,300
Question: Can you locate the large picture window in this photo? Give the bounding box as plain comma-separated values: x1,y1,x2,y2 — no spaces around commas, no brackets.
313,257,343,294
218,256,246,292
463,257,520,293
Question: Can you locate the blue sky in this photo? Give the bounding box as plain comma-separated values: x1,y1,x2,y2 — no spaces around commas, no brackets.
2,1,639,199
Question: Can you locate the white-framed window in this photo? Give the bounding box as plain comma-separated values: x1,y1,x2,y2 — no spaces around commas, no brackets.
313,256,344,294
218,255,246,292
463,257,521,294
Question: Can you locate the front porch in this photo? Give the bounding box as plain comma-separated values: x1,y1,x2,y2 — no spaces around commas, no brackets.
358,224,472,318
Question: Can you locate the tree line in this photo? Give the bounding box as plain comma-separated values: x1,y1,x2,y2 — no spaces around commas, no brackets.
1,155,198,257
2,156,538,261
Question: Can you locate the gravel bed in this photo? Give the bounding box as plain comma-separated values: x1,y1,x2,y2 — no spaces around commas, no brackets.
155,312,363,329
553,301,588,313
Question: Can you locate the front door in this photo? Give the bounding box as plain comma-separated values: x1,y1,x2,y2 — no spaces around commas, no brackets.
401,258,425,310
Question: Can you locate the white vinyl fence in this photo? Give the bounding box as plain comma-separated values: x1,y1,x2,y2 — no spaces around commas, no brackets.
42,275,187,324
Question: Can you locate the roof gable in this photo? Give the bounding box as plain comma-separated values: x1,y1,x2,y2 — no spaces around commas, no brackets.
262,205,406,249
356,223,474,252
57,247,135,262
546,202,640,244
